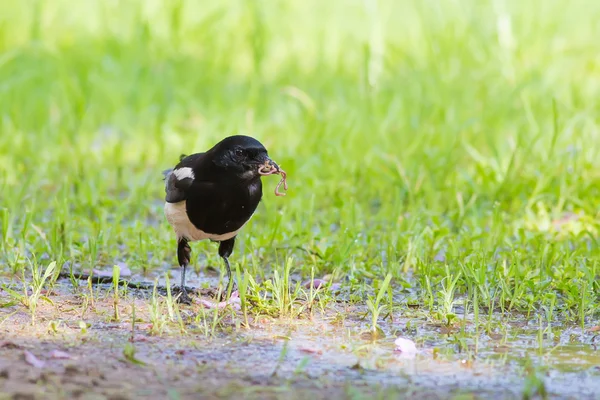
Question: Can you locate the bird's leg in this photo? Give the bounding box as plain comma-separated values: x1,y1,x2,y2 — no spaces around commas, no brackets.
218,237,236,300
223,257,233,295
176,238,192,304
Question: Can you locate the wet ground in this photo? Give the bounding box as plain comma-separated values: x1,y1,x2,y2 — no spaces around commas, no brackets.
1,271,600,400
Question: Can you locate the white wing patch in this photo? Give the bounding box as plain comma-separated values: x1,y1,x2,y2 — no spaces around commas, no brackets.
164,201,241,242
173,167,195,181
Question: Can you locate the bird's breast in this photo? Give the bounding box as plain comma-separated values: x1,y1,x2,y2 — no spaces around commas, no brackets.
164,201,241,242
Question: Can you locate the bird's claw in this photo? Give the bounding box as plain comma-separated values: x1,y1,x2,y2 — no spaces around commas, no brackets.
173,286,193,305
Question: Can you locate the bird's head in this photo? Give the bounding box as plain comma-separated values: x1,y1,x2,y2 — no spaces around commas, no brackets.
209,135,280,180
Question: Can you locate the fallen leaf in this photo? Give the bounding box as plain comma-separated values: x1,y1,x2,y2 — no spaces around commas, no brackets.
394,337,418,357
493,344,511,353
23,350,45,368
299,347,323,355
49,350,72,359
0,341,22,349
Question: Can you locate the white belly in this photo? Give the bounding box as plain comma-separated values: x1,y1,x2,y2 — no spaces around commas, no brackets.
164,201,240,242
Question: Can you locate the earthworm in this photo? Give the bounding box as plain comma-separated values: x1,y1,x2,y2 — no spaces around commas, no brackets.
258,163,288,196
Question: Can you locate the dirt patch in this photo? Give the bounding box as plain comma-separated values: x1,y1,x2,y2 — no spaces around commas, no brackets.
1,279,600,400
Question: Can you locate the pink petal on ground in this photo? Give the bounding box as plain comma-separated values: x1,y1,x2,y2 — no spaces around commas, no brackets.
394,337,418,355
197,291,241,309
49,350,72,359
23,351,45,368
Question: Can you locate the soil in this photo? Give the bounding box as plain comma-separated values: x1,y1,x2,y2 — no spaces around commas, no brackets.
1,274,599,400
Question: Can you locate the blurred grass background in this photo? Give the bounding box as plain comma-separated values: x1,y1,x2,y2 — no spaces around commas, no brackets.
1,0,599,318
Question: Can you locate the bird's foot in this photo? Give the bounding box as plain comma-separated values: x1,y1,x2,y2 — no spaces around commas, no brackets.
173,286,193,305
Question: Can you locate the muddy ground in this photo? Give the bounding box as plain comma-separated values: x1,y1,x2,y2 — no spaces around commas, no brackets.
1,272,599,400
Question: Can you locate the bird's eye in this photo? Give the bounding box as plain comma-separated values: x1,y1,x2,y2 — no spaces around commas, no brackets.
234,149,244,157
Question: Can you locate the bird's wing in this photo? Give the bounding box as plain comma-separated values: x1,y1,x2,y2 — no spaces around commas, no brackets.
164,153,205,203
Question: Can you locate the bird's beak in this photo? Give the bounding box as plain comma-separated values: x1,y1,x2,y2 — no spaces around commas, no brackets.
258,156,280,174
265,157,280,172
260,156,281,172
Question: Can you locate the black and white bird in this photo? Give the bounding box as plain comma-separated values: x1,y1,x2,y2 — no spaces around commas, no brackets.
162,135,284,304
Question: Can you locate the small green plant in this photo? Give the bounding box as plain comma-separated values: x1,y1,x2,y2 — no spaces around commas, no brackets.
47,320,62,335
235,262,251,327
423,275,435,312
112,265,121,321
149,280,168,336
87,276,95,309
25,260,57,325
87,231,103,272
303,266,320,316
78,321,89,335
194,305,210,337
437,268,461,325
366,273,392,339
522,359,548,400
0,208,10,255
208,300,223,336
271,339,289,377
164,274,186,333
137,232,150,275
293,357,311,376
165,274,176,321
265,257,301,317
537,315,545,356
123,343,146,366
130,300,137,342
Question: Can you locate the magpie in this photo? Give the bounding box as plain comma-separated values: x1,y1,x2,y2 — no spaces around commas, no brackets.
163,135,284,304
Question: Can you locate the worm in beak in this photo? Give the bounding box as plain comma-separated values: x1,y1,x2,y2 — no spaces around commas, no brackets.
258,159,288,196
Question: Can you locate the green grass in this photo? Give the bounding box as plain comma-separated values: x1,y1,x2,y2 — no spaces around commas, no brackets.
1,0,600,327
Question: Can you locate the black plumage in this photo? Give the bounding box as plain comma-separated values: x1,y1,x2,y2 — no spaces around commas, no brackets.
163,135,280,304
